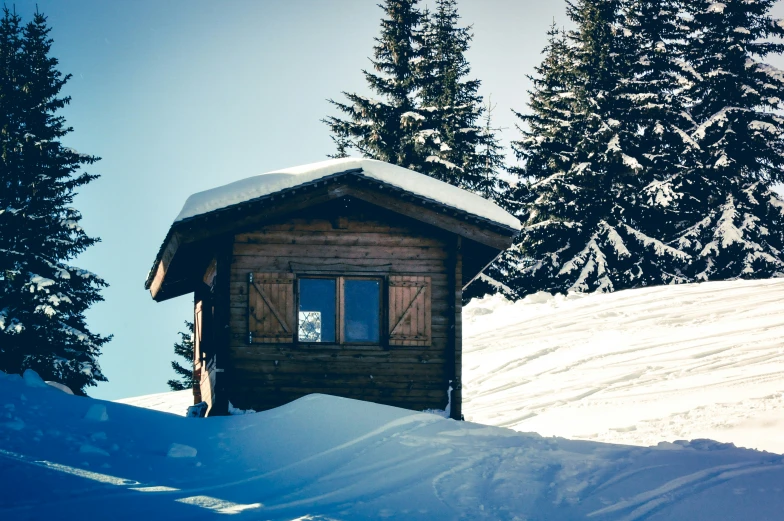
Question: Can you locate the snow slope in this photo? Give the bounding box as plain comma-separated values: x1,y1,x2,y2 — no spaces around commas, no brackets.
116,389,192,416
123,279,784,454
4,369,784,520
463,278,784,453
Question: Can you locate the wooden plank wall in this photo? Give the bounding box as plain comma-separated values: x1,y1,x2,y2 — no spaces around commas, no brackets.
226,204,456,413
453,239,463,419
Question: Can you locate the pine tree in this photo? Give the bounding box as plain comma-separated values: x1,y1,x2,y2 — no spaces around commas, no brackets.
512,23,579,190
462,98,521,300
475,97,511,204
621,0,697,225
0,9,110,394
415,0,504,198
508,21,591,298
675,0,784,279
509,0,690,298
167,321,195,392
324,0,424,168
324,0,511,211
478,24,576,300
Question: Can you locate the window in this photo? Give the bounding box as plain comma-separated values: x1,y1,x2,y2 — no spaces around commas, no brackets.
297,276,381,344
343,279,381,343
248,272,431,347
297,278,336,342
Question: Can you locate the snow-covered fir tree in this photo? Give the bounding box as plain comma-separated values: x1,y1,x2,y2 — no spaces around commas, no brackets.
509,0,690,298
621,0,698,237
415,0,507,199
167,321,194,392
466,24,574,300
496,24,577,300
325,0,510,202
324,0,424,168
462,99,520,300
675,0,784,279
475,98,512,207
0,10,110,394
512,23,579,192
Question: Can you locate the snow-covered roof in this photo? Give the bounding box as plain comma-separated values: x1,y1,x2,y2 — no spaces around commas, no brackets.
175,157,521,231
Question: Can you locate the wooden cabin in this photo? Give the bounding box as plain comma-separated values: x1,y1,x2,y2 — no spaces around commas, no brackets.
145,158,519,419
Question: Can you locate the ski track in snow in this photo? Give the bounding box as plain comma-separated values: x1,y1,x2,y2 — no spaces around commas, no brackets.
463,278,784,453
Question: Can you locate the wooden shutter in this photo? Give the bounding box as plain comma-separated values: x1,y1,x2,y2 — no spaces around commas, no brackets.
248,272,295,344
388,275,431,346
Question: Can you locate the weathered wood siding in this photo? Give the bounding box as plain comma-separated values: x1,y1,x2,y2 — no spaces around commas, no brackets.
453,239,463,418
225,201,461,414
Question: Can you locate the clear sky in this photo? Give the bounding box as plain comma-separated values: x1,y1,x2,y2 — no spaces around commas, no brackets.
15,0,784,400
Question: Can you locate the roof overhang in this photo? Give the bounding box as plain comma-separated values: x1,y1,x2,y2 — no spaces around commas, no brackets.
146,169,519,301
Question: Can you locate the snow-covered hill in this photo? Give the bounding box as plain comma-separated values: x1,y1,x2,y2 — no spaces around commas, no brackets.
4,368,784,520
122,279,784,454
463,278,784,453
5,280,784,519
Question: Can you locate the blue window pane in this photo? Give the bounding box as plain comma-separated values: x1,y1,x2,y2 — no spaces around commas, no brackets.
299,279,336,342
344,279,380,343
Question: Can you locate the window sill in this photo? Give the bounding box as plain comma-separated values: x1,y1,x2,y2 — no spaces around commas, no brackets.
295,342,386,350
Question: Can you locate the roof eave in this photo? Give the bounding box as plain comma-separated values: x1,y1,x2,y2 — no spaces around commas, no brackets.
144,168,520,295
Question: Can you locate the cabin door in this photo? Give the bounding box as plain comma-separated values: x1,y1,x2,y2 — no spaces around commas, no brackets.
193,300,203,404
194,288,216,412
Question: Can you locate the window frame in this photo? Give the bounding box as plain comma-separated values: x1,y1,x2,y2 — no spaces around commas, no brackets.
295,274,385,346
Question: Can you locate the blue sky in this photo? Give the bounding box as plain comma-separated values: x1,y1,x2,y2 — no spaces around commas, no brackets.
17,0,784,400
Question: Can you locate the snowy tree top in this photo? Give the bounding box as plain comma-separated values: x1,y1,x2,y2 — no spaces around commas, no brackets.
175,157,521,230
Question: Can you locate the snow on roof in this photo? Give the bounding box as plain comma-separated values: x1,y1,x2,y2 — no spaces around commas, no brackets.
175,157,521,231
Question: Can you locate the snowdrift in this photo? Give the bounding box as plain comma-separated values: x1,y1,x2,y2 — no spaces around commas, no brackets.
3,368,784,520
115,389,193,416
463,278,784,453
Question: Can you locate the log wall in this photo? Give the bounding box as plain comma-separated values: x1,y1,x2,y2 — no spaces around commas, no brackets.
224,201,462,415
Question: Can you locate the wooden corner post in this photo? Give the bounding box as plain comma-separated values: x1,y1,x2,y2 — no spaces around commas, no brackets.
446,235,463,420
